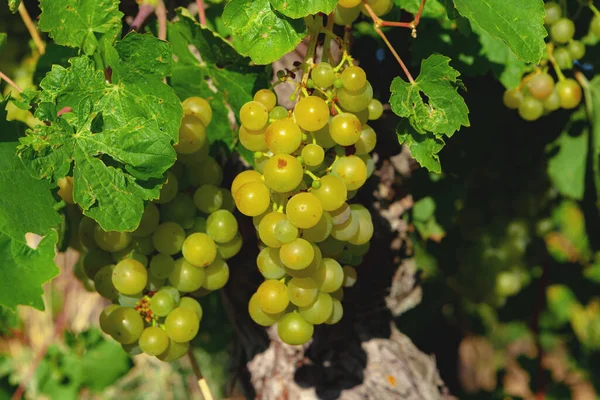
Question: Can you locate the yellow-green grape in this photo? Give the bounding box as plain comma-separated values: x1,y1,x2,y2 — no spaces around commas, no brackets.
240,100,269,130
112,259,148,295
182,96,213,126
544,2,562,25
179,297,203,320
194,184,223,214
567,40,585,60
518,96,544,121
286,192,323,229
234,181,271,216
329,112,362,146
331,211,359,241
220,188,235,212
139,326,170,356
78,216,98,250
152,222,186,255
160,193,196,229
315,258,344,293
341,66,367,92
298,292,333,324
287,277,319,307
527,73,554,100
82,248,114,278
270,106,288,120
342,266,357,287
503,88,523,110
94,226,132,252
331,155,368,190
312,175,347,212
349,107,369,125
360,0,393,16
99,304,120,335
326,299,344,324
279,238,315,270
301,143,325,167
592,14,600,37
265,118,302,154
94,265,119,300
314,123,337,149
169,258,206,292
263,154,304,193
187,216,207,234
156,340,189,362
556,78,582,109
188,156,223,187
258,211,286,248
175,114,206,155
182,232,217,267
133,236,154,256
249,293,284,326
339,0,361,7
293,96,330,132
337,81,373,112
216,233,243,259
355,125,376,155
231,170,263,197
257,247,287,279
156,171,178,204
348,204,374,245
254,89,277,111
108,306,144,344
257,279,289,314
239,125,268,152
284,243,323,278
274,219,298,244
553,47,573,70
550,18,575,44
277,311,314,345
312,62,335,88
57,176,74,204
330,202,351,225
367,99,383,120
202,257,229,290
150,290,176,317
164,307,200,343
334,4,361,25
302,212,333,243
112,247,148,267
149,254,175,279
206,209,238,243
133,203,160,237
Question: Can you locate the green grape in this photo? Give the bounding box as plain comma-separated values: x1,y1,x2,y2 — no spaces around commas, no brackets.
312,62,335,88
151,290,176,317
294,96,330,132
234,181,271,217
82,248,114,279
285,243,323,278
177,145,209,167
544,2,562,25
556,78,582,109
118,292,143,307
287,277,319,307
315,258,344,293
319,236,345,258
263,154,304,193
258,211,287,247
202,257,230,290
182,96,212,126
337,81,373,112
94,265,119,300
348,204,374,245
152,222,186,255
179,297,203,320
220,188,235,212
360,0,393,17
342,265,357,287
367,99,383,120
312,175,347,212
326,298,344,325
257,247,287,279
274,219,298,244
156,171,179,204
567,40,585,60
543,89,561,112
108,307,144,344
330,202,351,225
156,340,189,362
301,143,325,167
277,311,314,345
355,125,376,155
341,66,367,92
257,279,289,314
187,215,207,234
165,307,200,342
254,89,277,111
240,100,269,130
329,112,362,146
217,232,243,259
339,0,361,8
265,118,302,154
112,259,148,295
146,274,165,291
206,209,238,243
334,4,360,25
193,184,223,214
160,286,181,303
550,18,575,44
286,192,323,229
331,211,359,241
348,242,370,256
139,326,170,356
332,155,368,190
182,232,217,267
187,156,223,187
78,216,98,250
57,176,74,204
160,193,196,229
592,15,600,37
175,114,206,155
94,226,132,252
553,47,573,70
132,236,154,256
298,292,333,324
279,238,315,270
249,293,284,326
518,96,543,121
302,212,333,243
527,73,554,100
503,88,523,110
231,170,263,197
349,107,369,125
169,258,206,292
313,123,337,149
99,304,120,335
239,125,268,152
270,106,288,120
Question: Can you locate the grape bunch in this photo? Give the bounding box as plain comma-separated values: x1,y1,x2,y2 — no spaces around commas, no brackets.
70,97,242,361
232,60,380,345
502,1,594,121
333,0,393,26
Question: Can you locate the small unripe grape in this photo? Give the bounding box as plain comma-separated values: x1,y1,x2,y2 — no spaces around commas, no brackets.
182,97,212,126
553,47,572,70
544,2,562,25
556,78,582,109
518,96,544,121
254,89,277,111
527,73,554,100
550,18,575,44
567,40,585,60
503,88,523,109
240,101,269,130
590,15,600,37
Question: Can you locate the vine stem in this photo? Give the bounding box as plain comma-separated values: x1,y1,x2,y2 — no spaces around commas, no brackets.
0,71,23,93
321,12,335,63
187,349,214,400
590,2,600,17
130,4,155,31
155,0,167,41
546,43,566,82
18,2,45,55
197,0,207,25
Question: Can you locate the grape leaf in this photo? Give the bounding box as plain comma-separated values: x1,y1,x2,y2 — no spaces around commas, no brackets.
18,34,182,231
397,121,445,173
38,0,123,55
390,54,469,137
412,196,446,242
168,9,268,148
590,76,600,210
269,0,337,18
8,0,20,13
452,0,546,64
222,0,307,65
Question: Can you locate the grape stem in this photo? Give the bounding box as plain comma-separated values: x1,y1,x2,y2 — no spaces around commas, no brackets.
321,12,335,64
197,0,207,25
589,2,600,17
305,169,320,182
546,43,567,82
18,2,45,55
155,0,167,41
574,71,593,119
0,71,23,93
187,349,215,400
130,3,155,31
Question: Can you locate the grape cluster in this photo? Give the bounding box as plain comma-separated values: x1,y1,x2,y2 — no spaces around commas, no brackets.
72,97,242,361
232,61,380,345
334,0,393,25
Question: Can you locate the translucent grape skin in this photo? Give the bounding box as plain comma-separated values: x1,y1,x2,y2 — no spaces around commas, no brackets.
527,73,554,100
152,222,186,255
94,226,132,252
592,15,600,37
139,326,169,356
216,233,243,260
334,4,361,25
342,266,358,287
550,18,575,44
280,238,315,270
265,118,302,154
206,209,238,243
94,265,119,300
286,192,323,229
258,211,286,247
339,0,361,8
254,89,277,111
553,47,573,70
544,2,562,25
270,106,288,120
312,175,347,212
240,101,269,130
149,253,175,279
234,181,271,217
274,219,298,244
257,247,287,279
182,232,217,267
329,112,362,146
287,277,319,307
194,184,223,214
151,290,176,317
112,258,148,295
518,96,544,121
249,293,284,326
367,99,383,120
337,81,373,112
567,40,586,60
556,78,582,109
360,0,393,17
332,155,368,190
231,170,263,197
165,307,200,342
169,258,206,292
179,297,203,320
341,66,367,92
257,279,290,314
182,96,212,126
298,291,333,324
263,154,304,193
302,143,325,167
503,89,523,110
99,304,120,335
312,62,335,88
202,257,230,290
239,126,267,152
175,114,206,155
326,298,344,325
277,311,314,345
108,306,144,344
355,125,377,155
315,258,345,293
294,96,330,132
302,212,333,243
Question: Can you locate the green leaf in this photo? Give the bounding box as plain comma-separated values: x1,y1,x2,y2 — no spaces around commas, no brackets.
0,33,6,49
8,0,20,13
18,36,182,231
584,263,600,284
546,284,579,325
452,0,546,64
394,0,447,19
168,9,268,148
390,54,469,137
269,0,337,18
34,43,79,86
38,0,123,55
546,108,588,200
222,0,307,65
412,196,446,241
397,121,445,173
590,76,600,208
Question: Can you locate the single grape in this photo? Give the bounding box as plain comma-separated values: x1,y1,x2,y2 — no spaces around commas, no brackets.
165,307,200,343
329,112,362,146
258,211,286,248
337,81,373,112
249,293,284,326
169,258,206,292
179,297,203,320
112,259,148,295
354,125,377,155
94,226,132,252
274,219,299,244
367,99,383,120
302,212,333,243
263,154,304,193
550,18,575,44
312,62,335,88
193,184,223,214
348,205,374,245
315,258,344,293
160,193,196,229
151,290,176,317
187,215,207,234
160,286,181,304
265,118,302,154
175,114,206,155
544,2,562,25
286,192,323,229
156,340,189,362
334,4,361,25
503,88,523,110
257,279,289,314
216,233,243,259
257,247,287,279
239,126,268,152
82,248,114,278
298,292,334,324
254,89,277,111
117,292,143,307
206,209,238,243
182,232,217,267
139,326,169,356
543,89,561,112
331,210,359,241
553,47,573,70
156,171,179,204
231,170,263,197
341,66,367,92
240,101,269,130
202,257,230,290
311,175,347,212
152,222,186,255
287,277,319,307
567,40,585,60
592,15,600,37
331,155,368,190
326,299,344,325
527,73,554,100
94,265,119,300
294,96,330,132
556,78,582,109
330,202,351,225
132,203,160,237
279,238,315,270
108,307,144,344
301,143,325,167
99,304,120,335
360,0,393,17
277,311,314,345
270,106,288,120
313,123,337,149
57,176,74,204
188,156,223,187
342,266,357,287
234,181,271,216
78,216,98,250
285,243,323,279
182,97,212,126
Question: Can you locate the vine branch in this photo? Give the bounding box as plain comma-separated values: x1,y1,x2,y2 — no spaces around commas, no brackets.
197,0,207,26
187,349,214,400
18,2,45,55
155,0,167,41
130,4,155,31
0,71,23,93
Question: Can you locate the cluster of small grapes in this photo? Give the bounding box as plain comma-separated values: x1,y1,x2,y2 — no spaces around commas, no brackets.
71,97,242,361
502,1,598,121
231,61,381,345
